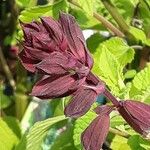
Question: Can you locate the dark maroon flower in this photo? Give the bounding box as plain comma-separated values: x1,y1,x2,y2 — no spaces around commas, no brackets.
81,105,113,150
118,100,150,139
19,18,65,72
19,13,93,72
19,12,105,117
65,72,105,118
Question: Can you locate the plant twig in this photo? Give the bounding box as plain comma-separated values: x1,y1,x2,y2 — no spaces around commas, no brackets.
0,47,15,90
103,88,119,107
109,127,130,138
131,45,143,50
93,12,124,37
101,0,129,33
69,0,125,38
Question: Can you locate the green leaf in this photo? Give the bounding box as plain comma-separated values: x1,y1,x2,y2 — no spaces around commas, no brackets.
139,136,150,149
97,37,135,67
19,0,68,22
16,115,67,150
110,135,131,150
129,63,150,103
0,93,12,109
0,117,20,150
110,115,125,128
49,98,65,117
16,0,37,8
51,126,77,150
129,27,150,46
86,33,106,53
92,37,135,97
124,70,137,79
127,135,149,150
93,43,126,96
77,0,94,16
70,8,102,30
2,117,22,139
73,109,96,149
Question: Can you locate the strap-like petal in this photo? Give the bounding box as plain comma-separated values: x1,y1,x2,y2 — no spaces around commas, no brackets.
65,87,97,118
81,114,110,150
31,74,78,99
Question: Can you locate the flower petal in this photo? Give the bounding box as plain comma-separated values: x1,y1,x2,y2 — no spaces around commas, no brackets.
21,21,46,46
81,114,110,150
23,46,49,60
118,100,150,138
31,74,78,99
18,49,38,72
59,13,90,64
124,100,150,120
65,87,97,118
35,52,77,75
40,17,63,44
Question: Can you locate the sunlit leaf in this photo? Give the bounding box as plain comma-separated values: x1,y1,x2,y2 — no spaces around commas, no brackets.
110,135,131,150
16,115,67,150
129,27,150,46
0,117,20,150
19,0,68,22
93,44,125,96
16,0,37,8
127,135,149,150
77,0,94,16
129,63,150,103
86,33,106,53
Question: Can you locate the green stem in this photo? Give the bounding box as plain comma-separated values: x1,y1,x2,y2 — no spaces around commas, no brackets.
101,0,129,33
131,45,143,50
69,0,124,37
109,127,130,138
93,12,124,37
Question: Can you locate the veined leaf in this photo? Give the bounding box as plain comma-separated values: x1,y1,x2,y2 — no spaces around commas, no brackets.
19,0,68,22
16,0,37,8
92,42,126,96
97,37,135,67
129,27,150,46
77,0,94,16
92,37,135,97
129,64,150,103
110,135,131,150
0,117,20,150
16,115,67,150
